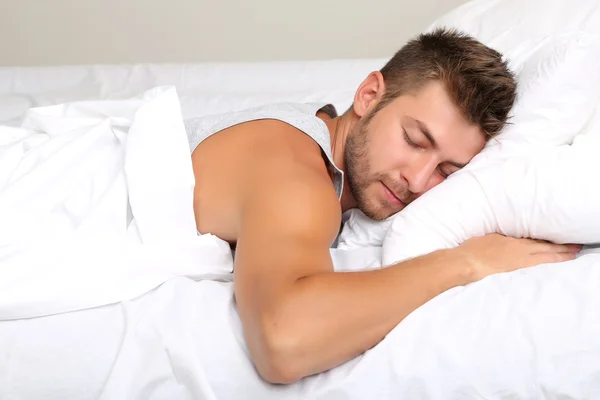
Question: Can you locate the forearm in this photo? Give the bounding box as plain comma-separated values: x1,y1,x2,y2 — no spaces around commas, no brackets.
262,248,472,382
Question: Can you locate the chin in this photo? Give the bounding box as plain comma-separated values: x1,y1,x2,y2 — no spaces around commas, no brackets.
357,203,396,221
353,189,394,221
378,209,401,221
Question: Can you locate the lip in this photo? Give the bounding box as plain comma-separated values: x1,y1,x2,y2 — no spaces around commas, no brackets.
381,182,405,207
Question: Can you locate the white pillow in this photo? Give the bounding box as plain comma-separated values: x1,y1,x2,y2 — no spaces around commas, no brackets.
382,134,600,264
335,3,600,397
380,29,600,263
429,0,600,50
338,31,600,251
488,32,600,147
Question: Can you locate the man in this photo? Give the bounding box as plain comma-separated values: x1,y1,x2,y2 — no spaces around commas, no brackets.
185,28,580,384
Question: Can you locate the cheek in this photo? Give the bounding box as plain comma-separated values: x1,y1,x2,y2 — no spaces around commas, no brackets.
432,173,445,186
368,130,408,171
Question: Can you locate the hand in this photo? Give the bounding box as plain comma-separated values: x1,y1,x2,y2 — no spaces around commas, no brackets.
457,234,582,283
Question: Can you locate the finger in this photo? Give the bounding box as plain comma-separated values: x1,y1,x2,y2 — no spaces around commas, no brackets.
521,238,550,245
529,241,582,254
531,251,577,266
566,244,584,253
518,238,552,250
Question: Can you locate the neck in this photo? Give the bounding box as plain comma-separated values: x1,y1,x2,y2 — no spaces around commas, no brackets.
324,112,360,213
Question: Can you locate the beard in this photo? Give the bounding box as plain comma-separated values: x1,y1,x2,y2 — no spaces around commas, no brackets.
344,108,411,221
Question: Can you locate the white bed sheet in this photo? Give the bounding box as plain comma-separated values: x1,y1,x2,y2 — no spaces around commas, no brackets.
0,85,384,400
0,59,386,127
4,1,600,397
0,252,384,400
3,82,600,400
4,249,600,400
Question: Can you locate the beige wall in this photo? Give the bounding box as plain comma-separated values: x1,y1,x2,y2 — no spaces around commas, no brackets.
1,0,470,66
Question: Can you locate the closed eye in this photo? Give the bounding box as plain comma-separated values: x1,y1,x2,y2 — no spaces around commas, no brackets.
438,167,450,179
438,164,460,179
403,129,424,150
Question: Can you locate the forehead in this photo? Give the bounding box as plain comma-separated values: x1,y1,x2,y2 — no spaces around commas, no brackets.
385,81,486,162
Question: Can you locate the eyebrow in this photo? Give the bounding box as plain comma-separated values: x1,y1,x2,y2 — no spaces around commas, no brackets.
414,118,467,169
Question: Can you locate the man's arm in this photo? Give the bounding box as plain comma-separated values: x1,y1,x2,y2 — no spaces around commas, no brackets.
234,167,579,384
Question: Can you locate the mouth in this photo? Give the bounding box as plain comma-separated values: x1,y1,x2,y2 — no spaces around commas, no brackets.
381,182,406,208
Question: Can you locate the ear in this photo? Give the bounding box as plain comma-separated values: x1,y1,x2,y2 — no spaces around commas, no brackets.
352,71,385,118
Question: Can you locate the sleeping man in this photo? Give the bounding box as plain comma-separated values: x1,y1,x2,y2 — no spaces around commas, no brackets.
184,28,581,384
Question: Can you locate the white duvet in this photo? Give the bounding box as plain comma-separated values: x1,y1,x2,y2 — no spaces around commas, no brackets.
3,1,600,399
1,86,599,400
0,87,383,400
0,87,234,320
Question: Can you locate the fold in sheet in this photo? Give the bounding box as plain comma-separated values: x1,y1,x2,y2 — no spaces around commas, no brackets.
0,87,233,320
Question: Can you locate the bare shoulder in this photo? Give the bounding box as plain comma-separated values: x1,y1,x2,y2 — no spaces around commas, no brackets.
243,121,340,230
233,120,341,288
235,140,341,293
243,160,342,245
242,119,334,176
234,119,342,235
191,118,339,241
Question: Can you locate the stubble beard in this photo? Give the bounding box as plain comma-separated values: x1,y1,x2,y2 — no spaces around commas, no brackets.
344,109,412,221
344,110,390,221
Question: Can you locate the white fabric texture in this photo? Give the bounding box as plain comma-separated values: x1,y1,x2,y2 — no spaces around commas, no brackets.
430,0,600,50
4,254,600,400
380,31,600,264
332,1,600,397
0,87,233,320
2,88,599,400
4,0,600,399
0,59,386,128
337,3,600,255
383,134,600,265
339,4,600,251
0,86,384,400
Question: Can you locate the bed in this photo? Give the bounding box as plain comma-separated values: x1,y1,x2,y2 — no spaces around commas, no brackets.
2,0,600,399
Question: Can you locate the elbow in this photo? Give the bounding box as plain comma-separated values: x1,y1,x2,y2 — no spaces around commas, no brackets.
256,356,303,385
252,321,307,384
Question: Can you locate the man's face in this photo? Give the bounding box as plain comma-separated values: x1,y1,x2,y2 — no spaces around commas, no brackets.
345,80,486,221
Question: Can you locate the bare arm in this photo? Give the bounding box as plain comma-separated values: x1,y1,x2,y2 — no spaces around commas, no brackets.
234,167,579,384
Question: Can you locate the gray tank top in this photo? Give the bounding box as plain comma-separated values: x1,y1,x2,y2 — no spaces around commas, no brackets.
184,102,345,199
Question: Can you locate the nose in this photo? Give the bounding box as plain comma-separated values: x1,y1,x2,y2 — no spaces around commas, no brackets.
403,154,440,195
